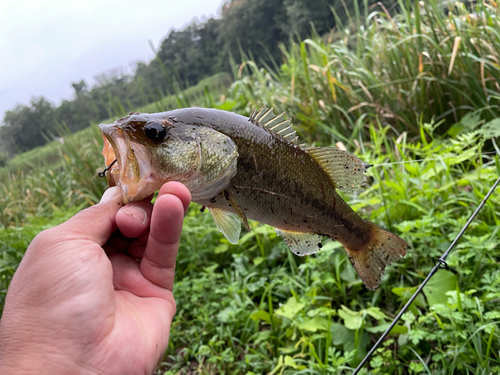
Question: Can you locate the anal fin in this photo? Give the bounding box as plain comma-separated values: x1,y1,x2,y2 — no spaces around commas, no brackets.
208,207,241,244
275,228,323,256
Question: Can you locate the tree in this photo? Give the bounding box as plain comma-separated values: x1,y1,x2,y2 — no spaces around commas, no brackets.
218,0,286,67
282,0,335,37
2,0,379,156
71,80,88,96
2,97,56,152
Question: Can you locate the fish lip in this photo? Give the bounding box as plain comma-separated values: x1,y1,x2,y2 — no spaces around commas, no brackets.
99,122,154,202
99,124,121,185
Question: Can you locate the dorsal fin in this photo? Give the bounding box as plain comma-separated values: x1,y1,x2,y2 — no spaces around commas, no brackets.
306,147,370,193
249,106,299,144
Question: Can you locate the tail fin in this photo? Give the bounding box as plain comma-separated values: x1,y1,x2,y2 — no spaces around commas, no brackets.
343,223,408,290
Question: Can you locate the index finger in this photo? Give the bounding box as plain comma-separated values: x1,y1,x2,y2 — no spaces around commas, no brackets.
157,181,191,215
139,182,191,291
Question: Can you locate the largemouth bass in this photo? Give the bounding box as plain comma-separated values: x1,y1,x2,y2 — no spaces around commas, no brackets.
99,107,408,289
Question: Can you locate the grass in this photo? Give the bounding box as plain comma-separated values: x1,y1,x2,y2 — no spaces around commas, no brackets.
0,72,233,228
1,0,500,373
159,118,500,374
0,72,232,178
227,0,500,144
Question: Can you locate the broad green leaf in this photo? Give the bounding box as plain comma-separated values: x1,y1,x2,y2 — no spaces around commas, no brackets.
214,244,229,254
275,297,305,319
479,118,500,139
331,322,353,346
338,306,362,330
253,257,265,266
366,307,389,321
319,240,343,252
389,325,409,335
250,310,271,323
297,316,329,332
423,269,458,307
366,323,408,334
216,100,237,111
283,355,305,370
340,264,357,282
392,286,426,314
279,345,296,354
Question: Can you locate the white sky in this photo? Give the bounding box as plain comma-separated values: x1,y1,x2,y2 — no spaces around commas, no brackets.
0,0,223,120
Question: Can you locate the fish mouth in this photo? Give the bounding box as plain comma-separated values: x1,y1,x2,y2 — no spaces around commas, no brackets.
99,123,157,203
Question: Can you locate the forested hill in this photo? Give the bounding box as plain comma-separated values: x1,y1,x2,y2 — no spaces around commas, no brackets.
0,0,393,156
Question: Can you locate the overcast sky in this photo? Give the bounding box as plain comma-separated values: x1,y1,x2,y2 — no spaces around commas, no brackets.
0,0,223,120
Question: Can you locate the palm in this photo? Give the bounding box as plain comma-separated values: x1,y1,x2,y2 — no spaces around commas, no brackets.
0,183,191,374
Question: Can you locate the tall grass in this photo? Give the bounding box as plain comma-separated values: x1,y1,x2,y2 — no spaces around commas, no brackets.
1,0,500,373
230,0,500,144
0,124,107,228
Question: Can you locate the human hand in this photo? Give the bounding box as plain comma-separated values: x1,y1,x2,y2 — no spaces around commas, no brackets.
0,182,191,374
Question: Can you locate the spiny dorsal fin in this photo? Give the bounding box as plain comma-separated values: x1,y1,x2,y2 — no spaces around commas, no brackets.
306,147,369,193
249,105,299,144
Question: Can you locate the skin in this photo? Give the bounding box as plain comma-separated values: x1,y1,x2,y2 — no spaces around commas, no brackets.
102,109,373,247
100,108,408,289
0,182,191,375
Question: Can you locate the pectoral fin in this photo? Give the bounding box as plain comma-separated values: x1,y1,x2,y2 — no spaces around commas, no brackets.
275,228,323,256
223,190,250,231
209,207,241,244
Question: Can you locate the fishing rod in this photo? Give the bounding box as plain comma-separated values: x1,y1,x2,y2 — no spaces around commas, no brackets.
353,173,500,374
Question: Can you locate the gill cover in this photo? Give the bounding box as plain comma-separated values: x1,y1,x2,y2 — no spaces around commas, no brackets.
100,117,239,203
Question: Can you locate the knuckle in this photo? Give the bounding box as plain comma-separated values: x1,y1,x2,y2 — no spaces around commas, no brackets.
27,227,61,259
31,227,57,249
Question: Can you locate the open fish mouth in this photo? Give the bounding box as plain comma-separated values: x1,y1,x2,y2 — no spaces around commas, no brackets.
99,123,157,203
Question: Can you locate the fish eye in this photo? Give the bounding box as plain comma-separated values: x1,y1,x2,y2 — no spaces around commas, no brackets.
144,121,168,142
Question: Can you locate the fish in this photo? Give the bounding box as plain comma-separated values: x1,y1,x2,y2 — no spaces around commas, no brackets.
99,106,408,290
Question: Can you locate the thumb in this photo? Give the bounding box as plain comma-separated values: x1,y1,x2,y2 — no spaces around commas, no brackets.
58,186,124,245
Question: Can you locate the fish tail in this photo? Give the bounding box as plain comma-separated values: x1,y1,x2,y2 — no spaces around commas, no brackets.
340,222,408,290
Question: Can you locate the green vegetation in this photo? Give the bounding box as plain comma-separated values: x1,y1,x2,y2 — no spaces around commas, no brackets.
229,0,500,143
1,0,385,156
0,72,231,178
2,0,500,373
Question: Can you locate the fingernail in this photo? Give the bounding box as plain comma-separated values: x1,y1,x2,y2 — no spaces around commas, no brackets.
100,186,121,203
122,206,147,224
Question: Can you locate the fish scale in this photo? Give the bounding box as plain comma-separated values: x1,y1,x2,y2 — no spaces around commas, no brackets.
99,107,409,290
